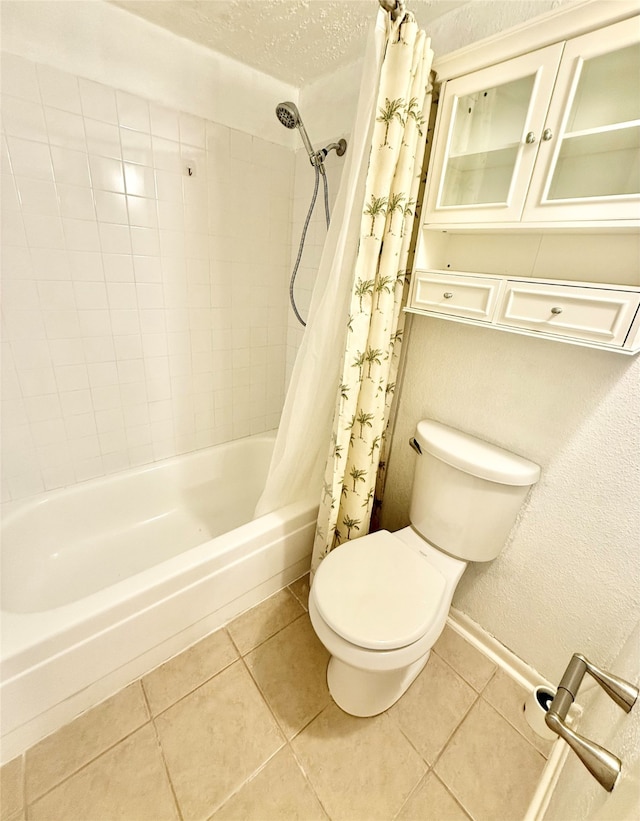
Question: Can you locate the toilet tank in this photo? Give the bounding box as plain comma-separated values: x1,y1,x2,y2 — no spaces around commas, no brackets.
410,420,540,562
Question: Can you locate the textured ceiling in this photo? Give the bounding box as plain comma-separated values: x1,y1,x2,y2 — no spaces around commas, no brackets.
109,0,466,85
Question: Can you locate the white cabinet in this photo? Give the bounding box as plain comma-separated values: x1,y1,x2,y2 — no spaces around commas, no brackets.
408,271,640,353
497,281,640,346
411,271,504,322
425,16,640,226
524,17,640,222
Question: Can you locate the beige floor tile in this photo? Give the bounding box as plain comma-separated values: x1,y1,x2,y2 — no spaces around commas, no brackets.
155,659,284,821
228,588,305,655
143,628,238,715
397,772,471,821
212,747,328,821
435,698,546,821
483,668,555,757
288,573,310,611
389,652,477,764
28,724,178,821
0,756,23,821
25,681,149,802
245,615,330,739
433,626,497,692
292,702,427,821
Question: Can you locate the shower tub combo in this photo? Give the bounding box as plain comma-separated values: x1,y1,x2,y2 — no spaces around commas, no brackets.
0,432,317,761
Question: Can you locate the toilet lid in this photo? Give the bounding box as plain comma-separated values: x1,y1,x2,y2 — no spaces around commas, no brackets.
312,530,447,651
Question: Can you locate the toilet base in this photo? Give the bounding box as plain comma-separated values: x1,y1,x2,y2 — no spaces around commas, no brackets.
326,651,430,717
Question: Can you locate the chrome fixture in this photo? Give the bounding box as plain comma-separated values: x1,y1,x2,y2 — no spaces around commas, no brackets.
546,653,638,791
275,102,347,169
379,0,406,22
274,102,347,327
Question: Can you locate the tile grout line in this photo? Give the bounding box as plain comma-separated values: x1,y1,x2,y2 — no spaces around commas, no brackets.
284,713,335,821
22,681,152,809
203,737,285,820
15,589,306,817
145,628,240,719
143,683,185,821
227,591,306,657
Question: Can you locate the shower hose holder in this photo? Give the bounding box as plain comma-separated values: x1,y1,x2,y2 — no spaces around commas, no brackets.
545,653,638,791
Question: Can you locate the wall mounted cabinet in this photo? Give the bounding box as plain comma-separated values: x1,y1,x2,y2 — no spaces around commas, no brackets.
424,16,640,227
409,6,640,354
409,270,640,353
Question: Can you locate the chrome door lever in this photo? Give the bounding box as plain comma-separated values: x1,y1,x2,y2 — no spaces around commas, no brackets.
546,653,638,791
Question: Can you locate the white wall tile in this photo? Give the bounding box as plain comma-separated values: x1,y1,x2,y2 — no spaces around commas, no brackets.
15,177,59,215
44,107,86,150
116,91,150,132
120,128,152,165
58,184,96,221
79,79,118,124
2,52,41,102
1,53,293,500
89,155,125,192
62,217,100,251
51,146,91,186
37,64,81,113
2,96,48,141
7,136,53,179
150,103,179,141
84,119,121,159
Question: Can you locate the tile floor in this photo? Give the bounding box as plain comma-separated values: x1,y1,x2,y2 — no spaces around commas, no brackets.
1,576,553,821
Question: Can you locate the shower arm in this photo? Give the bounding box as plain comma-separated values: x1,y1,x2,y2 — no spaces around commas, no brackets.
545,653,638,792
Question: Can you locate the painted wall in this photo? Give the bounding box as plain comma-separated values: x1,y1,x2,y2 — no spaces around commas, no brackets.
0,6,294,501
381,318,640,684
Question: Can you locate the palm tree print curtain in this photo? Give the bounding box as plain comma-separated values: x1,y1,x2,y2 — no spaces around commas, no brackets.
311,13,434,573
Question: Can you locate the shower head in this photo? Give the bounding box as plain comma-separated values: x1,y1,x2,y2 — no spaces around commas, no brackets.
275,101,316,162
275,101,300,129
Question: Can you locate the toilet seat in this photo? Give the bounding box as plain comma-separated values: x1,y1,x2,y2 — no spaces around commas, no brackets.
312,530,447,651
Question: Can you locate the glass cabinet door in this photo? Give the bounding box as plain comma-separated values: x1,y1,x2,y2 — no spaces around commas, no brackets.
525,16,640,221
424,43,564,223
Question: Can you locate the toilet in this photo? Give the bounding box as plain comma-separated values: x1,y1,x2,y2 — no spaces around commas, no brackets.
309,419,540,717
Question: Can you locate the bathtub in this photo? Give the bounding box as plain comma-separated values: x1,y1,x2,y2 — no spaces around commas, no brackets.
0,432,317,762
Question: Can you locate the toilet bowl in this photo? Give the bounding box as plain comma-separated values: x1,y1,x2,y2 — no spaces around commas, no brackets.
310,419,540,717
310,526,466,716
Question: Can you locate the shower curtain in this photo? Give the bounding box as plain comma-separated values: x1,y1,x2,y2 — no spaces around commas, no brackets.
255,8,433,574
311,11,433,572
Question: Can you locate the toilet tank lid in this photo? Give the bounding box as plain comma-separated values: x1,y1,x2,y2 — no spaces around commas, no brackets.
415,420,541,486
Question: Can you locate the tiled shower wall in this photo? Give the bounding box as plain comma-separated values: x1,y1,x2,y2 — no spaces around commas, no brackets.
1,52,294,502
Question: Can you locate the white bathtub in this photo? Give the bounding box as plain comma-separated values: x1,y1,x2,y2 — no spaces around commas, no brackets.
0,432,317,762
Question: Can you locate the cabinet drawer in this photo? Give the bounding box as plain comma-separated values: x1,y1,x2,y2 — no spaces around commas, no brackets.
412,271,503,322
497,282,640,346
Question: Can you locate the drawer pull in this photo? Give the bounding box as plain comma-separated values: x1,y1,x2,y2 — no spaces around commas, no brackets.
525,131,536,144
443,292,454,299
551,306,563,315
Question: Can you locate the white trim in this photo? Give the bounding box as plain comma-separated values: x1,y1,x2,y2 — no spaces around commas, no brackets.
447,608,581,821
448,607,554,691
433,0,640,81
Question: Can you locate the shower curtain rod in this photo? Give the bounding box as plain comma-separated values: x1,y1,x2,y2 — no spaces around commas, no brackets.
378,0,407,22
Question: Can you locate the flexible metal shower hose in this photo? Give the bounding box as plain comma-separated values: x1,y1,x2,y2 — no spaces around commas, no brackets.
289,163,331,327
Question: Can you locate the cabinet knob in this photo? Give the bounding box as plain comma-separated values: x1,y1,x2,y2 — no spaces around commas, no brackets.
443,292,454,299
551,306,563,315
542,128,553,141
525,131,536,144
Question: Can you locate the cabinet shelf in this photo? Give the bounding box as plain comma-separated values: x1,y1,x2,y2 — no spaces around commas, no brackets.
563,119,640,142
447,142,521,162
